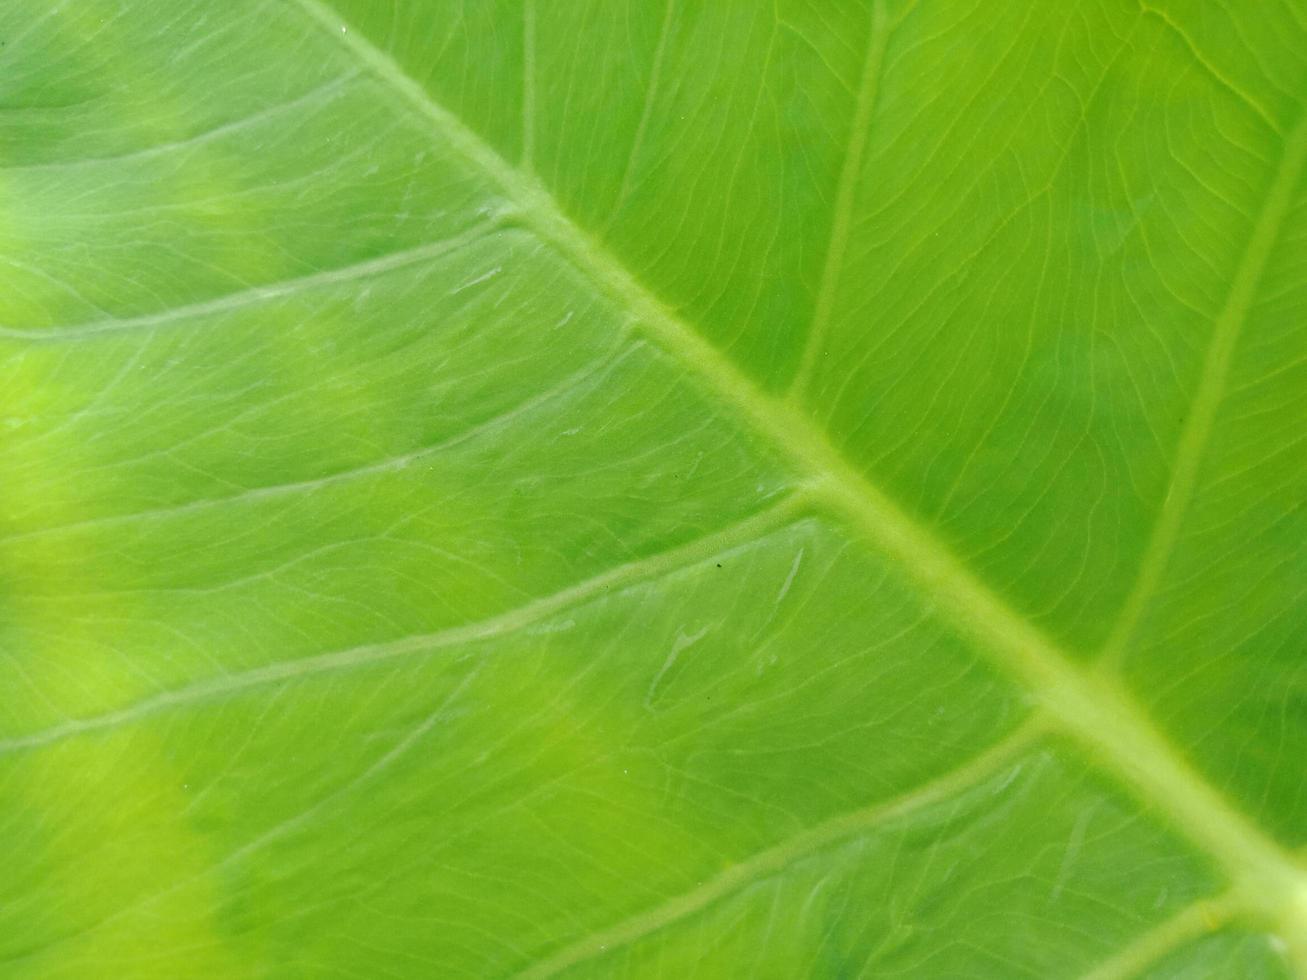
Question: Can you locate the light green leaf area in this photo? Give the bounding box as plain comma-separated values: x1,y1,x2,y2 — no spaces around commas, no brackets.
1,0,1305,976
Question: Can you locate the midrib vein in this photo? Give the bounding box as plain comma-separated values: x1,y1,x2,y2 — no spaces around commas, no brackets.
294,0,1307,953
788,0,888,399
1101,112,1307,668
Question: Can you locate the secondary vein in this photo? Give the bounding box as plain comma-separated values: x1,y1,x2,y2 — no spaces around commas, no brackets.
515,724,1042,979
789,0,890,401
1100,112,1307,669
0,219,502,341
1078,889,1238,980
522,0,537,172
0,494,809,758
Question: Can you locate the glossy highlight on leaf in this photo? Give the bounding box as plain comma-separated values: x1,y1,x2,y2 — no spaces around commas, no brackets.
1,1,1306,977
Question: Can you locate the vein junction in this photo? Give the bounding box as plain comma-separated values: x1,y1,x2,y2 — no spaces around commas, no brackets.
290,0,1307,957
238,0,1307,966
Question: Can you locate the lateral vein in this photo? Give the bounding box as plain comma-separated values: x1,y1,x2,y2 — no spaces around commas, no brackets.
0,494,808,757
1078,889,1239,980
0,220,501,341
514,723,1043,979
1100,113,1307,668
1138,3,1281,134
789,0,890,400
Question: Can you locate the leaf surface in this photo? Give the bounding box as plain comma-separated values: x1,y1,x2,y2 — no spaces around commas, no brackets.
1,0,1306,976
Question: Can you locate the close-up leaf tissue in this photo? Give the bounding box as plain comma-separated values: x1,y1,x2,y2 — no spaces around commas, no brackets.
1,1,1305,977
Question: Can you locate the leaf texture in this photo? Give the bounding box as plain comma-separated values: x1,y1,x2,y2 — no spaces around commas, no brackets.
1,1,1306,977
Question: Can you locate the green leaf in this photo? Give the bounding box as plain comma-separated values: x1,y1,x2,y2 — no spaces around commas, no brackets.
2,0,1305,976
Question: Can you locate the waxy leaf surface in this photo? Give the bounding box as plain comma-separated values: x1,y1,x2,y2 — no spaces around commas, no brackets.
2,1,1306,977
